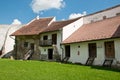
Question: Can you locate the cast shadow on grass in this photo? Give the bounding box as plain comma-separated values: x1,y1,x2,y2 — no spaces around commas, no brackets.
61,62,120,72
91,66,120,72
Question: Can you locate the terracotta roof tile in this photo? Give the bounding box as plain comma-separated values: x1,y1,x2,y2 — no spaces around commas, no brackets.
11,17,54,36
11,17,81,36
62,16,120,44
42,17,81,32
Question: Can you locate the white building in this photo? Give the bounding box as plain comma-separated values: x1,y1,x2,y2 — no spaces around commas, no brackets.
11,17,82,60
11,4,120,67
62,4,120,67
0,24,23,57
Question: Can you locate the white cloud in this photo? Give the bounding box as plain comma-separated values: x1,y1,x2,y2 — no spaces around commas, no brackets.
31,0,65,14
69,11,87,19
61,18,65,21
11,19,22,25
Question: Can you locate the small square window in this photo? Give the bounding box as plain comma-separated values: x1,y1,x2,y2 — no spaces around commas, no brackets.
43,35,48,40
103,16,106,19
116,13,120,16
24,42,28,47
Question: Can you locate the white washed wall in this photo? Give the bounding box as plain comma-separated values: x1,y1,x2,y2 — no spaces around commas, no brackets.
115,39,120,66
69,43,88,64
83,6,120,24
69,38,120,66
39,31,62,57
62,18,83,41
5,25,23,54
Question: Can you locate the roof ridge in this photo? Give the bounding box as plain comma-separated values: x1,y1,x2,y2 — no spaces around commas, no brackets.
85,15,120,25
84,4,120,17
53,17,81,23
38,16,54,19
26,16,54,26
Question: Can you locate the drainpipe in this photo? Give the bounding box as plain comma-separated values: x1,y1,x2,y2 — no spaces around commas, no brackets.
60,44,64,60
60,29,64,60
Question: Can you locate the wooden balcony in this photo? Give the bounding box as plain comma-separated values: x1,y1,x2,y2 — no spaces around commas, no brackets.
40,39,52,46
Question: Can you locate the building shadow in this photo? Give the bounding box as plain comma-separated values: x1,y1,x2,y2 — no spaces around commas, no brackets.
91,65,120,72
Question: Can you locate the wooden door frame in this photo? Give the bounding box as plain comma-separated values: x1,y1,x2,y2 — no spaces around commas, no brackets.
52,34,57,45
104,41,115,58
88,43,97,58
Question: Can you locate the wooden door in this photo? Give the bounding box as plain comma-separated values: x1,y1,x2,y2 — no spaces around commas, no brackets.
88,43,96,58
105,41,115,58
52,34,57,44
30,43,34,50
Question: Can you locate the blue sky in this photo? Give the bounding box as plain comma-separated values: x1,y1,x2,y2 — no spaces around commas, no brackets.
0,0,119,24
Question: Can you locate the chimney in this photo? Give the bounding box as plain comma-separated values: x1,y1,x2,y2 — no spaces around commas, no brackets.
36,15,40,20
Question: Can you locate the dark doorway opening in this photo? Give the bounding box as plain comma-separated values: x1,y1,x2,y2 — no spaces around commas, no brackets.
30,43,34,50
65,45,70,57
48,49,53,59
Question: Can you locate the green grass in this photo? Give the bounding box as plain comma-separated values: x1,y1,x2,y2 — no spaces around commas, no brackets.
0,59,120,80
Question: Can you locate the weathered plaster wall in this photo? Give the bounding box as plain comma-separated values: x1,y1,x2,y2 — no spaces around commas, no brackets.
15,35,40,60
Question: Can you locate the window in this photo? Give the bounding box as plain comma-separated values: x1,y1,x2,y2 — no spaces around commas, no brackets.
91,20,94,23
103,16,106,20
24,42,28,47
116,13,120,16
43,35,48,40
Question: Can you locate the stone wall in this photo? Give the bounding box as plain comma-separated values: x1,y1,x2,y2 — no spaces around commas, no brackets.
15,35,41,60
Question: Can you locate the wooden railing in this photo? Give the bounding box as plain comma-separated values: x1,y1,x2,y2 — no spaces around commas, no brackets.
39,39,52,46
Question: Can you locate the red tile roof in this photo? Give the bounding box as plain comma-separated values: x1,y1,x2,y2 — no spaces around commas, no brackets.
11,17,54,36
11,17,81,36
42,17,81,32
62,16,120,44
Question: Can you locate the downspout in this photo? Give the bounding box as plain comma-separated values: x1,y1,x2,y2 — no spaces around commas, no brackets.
60,44,64,60
60,29,64,60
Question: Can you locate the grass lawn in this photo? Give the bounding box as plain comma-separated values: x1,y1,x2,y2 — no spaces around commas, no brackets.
0,59,120,80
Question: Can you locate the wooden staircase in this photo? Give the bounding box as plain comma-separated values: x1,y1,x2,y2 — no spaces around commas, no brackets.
23,49,34,60
103,58,113,67
53,44,61,61
86,57,95,66
61,57,69,63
